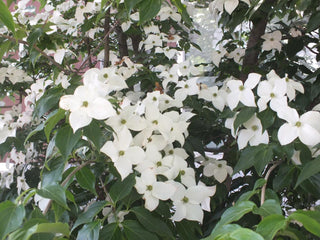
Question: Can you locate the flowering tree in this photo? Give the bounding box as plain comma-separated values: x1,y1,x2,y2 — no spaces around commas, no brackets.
0,0,320,239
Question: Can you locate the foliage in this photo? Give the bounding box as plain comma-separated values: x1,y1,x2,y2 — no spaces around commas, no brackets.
0,0,320,239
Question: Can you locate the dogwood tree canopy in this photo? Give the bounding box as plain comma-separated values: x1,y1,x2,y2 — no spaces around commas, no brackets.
0,0,320,239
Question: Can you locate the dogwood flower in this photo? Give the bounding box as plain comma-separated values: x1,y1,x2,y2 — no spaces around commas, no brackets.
199,86,227,111
209,0,250,15
228,47,245,64
237,114,269,149
283,75,304,101
175,78,200,102
277,106,320,146
135,169,176,211
261,30,282,52
59,85,116,132
101,127,145,179
171,182,216,223
226,73,261,110
202,158,233,183
212,45,227,66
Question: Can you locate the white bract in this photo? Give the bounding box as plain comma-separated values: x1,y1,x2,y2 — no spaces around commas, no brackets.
277,107,320,146
202,158,233,183
261,30,282,52
59,85,116,132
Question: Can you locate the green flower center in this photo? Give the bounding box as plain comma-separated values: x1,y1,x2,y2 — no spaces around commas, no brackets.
82,101,89,107
270,92,275,98
152,120,158,125
182,196,189,203
217,163,222,168
152,96,157,101
239,85,244,91
168,150,174,155
121,119,126,124
295,121,301,127
103,73,108,79
156,161,162,167
213,93,217,97
184,84,189,89
180,170,185,175
146,185,153,191
119,150,125,156
251,125,258,131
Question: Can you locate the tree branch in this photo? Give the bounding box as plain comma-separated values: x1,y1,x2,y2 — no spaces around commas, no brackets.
104,7,111,67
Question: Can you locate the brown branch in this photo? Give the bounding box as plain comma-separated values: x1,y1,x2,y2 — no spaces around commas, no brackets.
240,0,277,81
77,22,118,72
260,160,282,206
116,25,128,59
104,7,111,67
0,34,74,75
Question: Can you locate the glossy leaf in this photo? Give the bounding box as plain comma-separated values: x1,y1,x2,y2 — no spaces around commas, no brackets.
295,156,320,188
307,11,320,32
124,0,143,13
132,207,174,238
138,0,161,23
256,214,287,240
122,220,159,240
37,185,69,210
75,166,97,195
229,228,264,240
72,201,107,231
253,199,282,217
55,125,81,160
44,109,66,142
0,0,15,33
77,221,101,240
203,224,241,240
41,156,65,188
83,120,103,150
109,174,135,203
0,201,25,240
254,145,273,175
99,223,123,240
233,107,256,132
289,211,320,237
0,40,11,62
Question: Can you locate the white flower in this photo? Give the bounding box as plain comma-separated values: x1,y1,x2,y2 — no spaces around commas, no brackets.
199,86,227,111
175,78,200,102
212,46,227,66
257,72,287,112
135,169,176,211
277,107,320,146
209,0,250,15
17,174,29,195
226,73,261,110
283,75,304,101
237,114,269,150
158,6,181,22
289,28,302,38
227,47,245,64
101,127,145,179
171,182,216,223
202,159,233,183
142,34,163,51
59,85,116,132
261,30,282,52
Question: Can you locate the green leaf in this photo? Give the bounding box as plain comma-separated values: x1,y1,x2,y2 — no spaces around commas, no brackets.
33,88,62,118
203,224,241,240
37,185,69,210
295,157,320,188
229,228,264,240
253,199,282,217
175,220,202,240
44,109,66,142
77,221,101,240
35,223,69,237
214,201,256,230
72,201,107,231
41,157,66,188
233,107,256,132
132,207,174,238
24,123,45,144
296,0,312,11
0,201,25,240
138,0,161,23
0,40,12,62
27,28,43,47
109,174,135,203
171,0,192,26
76,166,97,195
55,125,81,160
307,11,320,32
124,0,143,13
99,223,122,240
289,211,320,237
123,220,159,240
0,0,15,33
257,108,276,132
234,145,260,173
256,214,287,240
254,145,273,175
83,120,103,150
236,179,266,203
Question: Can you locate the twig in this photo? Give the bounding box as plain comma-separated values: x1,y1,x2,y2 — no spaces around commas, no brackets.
43,160,93,215
260,160,282,206
77,22,118,72
0,34,74,75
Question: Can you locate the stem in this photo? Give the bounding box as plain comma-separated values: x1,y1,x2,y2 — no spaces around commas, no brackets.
104,7,111,67
0,34,73,75
260,160,282,206
42,160,93,215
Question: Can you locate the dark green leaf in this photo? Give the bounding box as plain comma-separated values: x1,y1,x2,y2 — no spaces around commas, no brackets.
72,201,107,231
24,123,45,144
296,0,312,11
256,214,287,240
289,212,320,237
257,108,276,132
214,201,256,230
254,145,273,175
307,11,320,32
295,157,320,188
55,125,81,160
123,220,159,240
234,145,261,173
253,199,282,217
76,166,97,195
27,28,43,47
99,223,122,240
233,107,256,133
202,224,241,240
175,219,202,240
0,0,15,33
138,0,161,23
0,201,25,240
171,0,192,26
37,185,69,209
0,40,12,62
83,120,103,150
35,223,69,237
124,0,143,13
77,221,101,240
41,157,66,188
44,109,65,142
229,228,264,240
109,174,135,203
33,88,62,118
132,207,173,238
